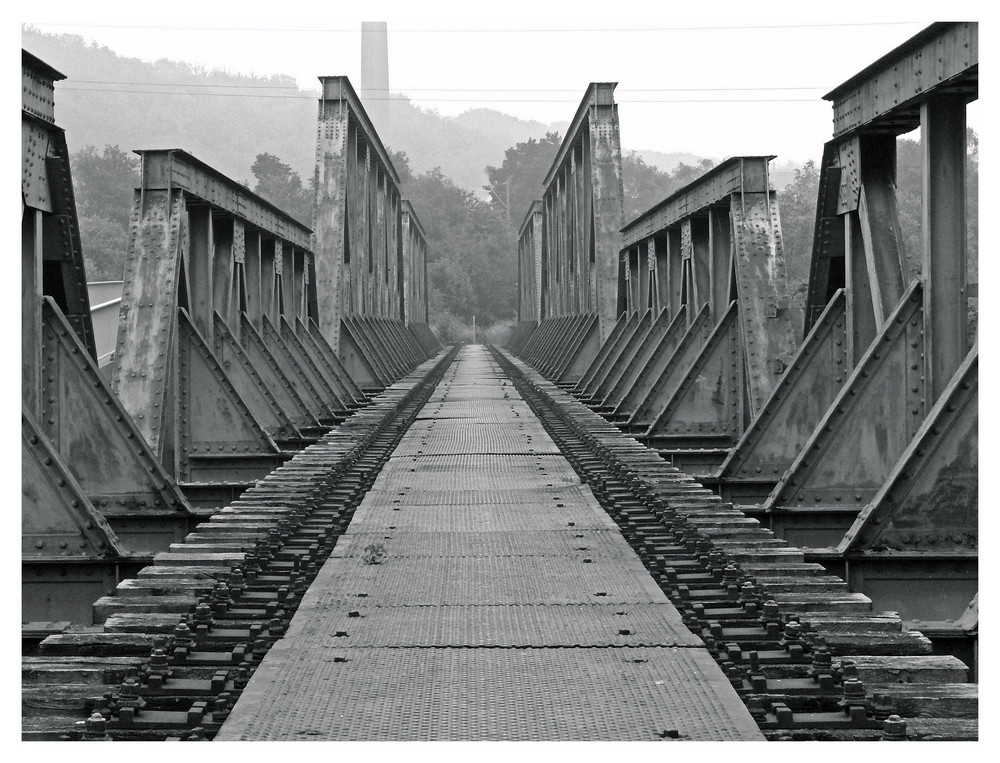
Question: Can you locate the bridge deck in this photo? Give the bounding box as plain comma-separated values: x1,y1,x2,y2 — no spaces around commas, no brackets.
217,346,762,741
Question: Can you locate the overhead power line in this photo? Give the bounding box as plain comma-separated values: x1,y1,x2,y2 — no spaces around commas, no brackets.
56,85,823,104
28,20,922,33
63,80,828,93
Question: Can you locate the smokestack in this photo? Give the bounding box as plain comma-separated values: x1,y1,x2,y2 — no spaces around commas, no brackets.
360,21,391,146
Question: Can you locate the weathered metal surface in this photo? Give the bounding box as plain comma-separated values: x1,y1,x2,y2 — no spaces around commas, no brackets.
518,313,600,385
840,347,977,555
311,77,431,358
107,148,398,497
211,313,302,441
628,304,712,427
573,311,632,392
280,601,699,647
41,299,193,550
591,310,657,401
764,286,926,525
22,52,196,619
238,314,321,430
300,317,367,404
220,646,760,741
922,93,970,401
517,200,544,322
111,188,184,456
496,345,976,739
217,346,762,741
763,23,979,578
22,408,126,562
333,528,633,558
824,23,978,139
731,189,803,415
537,83,624,346
622,156,772,247
715,291,849,503
136,150,310,250
176,309,282,482
22,50,61,123
300,553,666,606
261,315,339,421
400,200,429,326
605,306,686,414
645,301,742,452
581,311,649,400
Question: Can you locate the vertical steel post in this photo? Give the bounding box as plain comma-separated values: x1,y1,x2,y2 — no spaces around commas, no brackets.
922,94,968,403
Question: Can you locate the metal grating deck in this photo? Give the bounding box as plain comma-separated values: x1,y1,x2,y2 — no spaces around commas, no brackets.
218,346,763,741
219,647,761,741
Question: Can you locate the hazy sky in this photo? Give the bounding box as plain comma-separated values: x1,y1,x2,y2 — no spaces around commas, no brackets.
20,0,982,164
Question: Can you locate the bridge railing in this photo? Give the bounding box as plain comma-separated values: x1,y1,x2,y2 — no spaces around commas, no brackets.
22,52,193,622
511,83,625,381
508,22,977,625
22,53,440,623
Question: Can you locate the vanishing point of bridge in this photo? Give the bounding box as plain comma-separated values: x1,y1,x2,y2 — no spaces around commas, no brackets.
22,22,977,741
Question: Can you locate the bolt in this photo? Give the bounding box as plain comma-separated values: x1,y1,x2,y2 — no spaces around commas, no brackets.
881,714,907,741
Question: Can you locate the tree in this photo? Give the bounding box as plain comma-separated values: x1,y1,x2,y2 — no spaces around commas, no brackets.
776,160,820,296
388,149,415,186
401,166,518,342
484,133,563,227
72,144,139,226
620,153,717,224
71,145,139,281
250,152,313,226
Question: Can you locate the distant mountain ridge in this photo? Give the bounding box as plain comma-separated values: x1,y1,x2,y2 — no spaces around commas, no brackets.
22,27,740,199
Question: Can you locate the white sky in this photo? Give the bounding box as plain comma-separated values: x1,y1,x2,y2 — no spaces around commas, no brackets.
6,3,996,743
18,0,984,164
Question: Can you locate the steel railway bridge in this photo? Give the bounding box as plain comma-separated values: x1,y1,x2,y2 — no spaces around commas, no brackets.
22,22,977,741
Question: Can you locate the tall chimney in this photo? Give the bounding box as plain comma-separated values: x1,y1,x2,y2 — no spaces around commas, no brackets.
360,21,391,146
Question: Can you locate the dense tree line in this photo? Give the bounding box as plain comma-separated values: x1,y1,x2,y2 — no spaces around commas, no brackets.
69,131,977,345
72,145,138,281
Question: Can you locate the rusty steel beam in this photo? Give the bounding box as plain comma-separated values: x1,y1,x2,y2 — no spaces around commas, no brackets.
313,77,399,348
517,200,544,323
922,94,969,402
605,157,803,474
824,22,978,140
839,345,977,559
311,77,435,367
401,200,429,326
111,150,332,497
622,156,773,247
766,24,979,593
540,83,624,346
22,52,198,614
136,149,311,250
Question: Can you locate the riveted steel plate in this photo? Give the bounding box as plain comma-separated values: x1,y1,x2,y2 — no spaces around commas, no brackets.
286,603,702,648
301,553,665,606
333,529,631,559
218,646,763,741
347,502,617,532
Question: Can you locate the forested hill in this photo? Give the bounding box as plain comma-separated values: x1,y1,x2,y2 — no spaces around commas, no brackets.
22,27,719,196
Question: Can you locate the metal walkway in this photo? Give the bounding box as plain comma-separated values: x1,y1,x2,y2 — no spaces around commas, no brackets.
217,346,762,741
